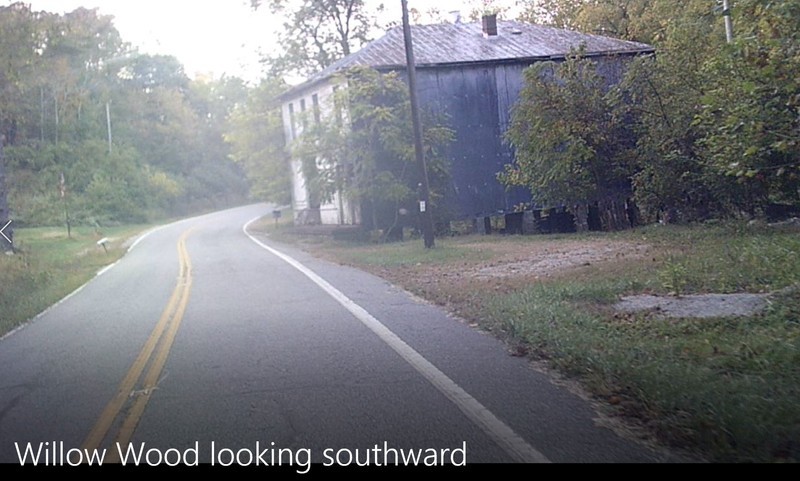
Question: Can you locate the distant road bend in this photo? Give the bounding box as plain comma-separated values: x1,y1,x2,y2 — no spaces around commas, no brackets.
0,204,680,466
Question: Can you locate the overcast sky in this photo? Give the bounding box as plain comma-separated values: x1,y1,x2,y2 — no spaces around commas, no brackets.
9,1,519,83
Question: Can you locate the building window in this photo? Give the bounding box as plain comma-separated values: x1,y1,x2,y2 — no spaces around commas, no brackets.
312,94,321,126
288,102,296,140
332,85,343,127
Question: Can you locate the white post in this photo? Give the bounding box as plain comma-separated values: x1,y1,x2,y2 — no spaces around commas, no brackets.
106,101,113,154
722,0,734,43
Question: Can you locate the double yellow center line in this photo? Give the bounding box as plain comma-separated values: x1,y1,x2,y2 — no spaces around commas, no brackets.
82,229,194,461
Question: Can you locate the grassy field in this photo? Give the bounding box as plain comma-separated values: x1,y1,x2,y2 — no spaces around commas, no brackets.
255,219,800,462
0,224,151,336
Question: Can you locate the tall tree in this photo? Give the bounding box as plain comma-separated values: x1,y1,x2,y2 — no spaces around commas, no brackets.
224,79,291,205
0,3,40,146
251,0,385,78
0,3,38,248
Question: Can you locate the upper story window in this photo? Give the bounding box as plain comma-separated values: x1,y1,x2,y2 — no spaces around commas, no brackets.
332,85,343,127
288,102,297,140
312,94,321,126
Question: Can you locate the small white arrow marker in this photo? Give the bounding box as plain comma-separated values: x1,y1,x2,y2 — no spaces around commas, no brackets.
0,220,11,244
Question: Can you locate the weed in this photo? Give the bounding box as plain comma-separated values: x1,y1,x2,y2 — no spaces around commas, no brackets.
659,257,689,295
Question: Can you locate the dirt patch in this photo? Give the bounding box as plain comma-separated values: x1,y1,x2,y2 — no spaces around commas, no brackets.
343,236,770,320
358,239,654,298
469,241,651,279
615,293,771,319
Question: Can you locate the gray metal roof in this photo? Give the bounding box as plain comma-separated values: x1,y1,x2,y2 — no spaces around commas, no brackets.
281,20,654,100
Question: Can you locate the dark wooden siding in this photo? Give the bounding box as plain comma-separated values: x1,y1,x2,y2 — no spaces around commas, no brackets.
389,53,640,220
412,64,531,219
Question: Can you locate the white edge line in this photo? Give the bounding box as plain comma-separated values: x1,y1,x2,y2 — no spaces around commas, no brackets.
243,216,550,464
128,227,157,253
95,262,118,278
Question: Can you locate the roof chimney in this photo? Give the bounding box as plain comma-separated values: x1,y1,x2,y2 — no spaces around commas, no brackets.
450,10,461,24
482,13,498,37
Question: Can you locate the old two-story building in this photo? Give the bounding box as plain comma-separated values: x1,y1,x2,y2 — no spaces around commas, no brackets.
278,14,653,230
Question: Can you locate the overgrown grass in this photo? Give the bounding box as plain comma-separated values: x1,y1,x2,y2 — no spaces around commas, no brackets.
0,225,150,336
636,223,800,294
288,221,800,462
487,282,800,461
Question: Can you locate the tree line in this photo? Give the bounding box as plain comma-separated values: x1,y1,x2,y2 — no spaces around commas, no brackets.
0,3,256,229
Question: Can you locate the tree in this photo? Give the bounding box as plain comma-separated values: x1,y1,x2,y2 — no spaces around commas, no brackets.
514,0,797,223
251,0,385,79
0,3,41,146
224,79,292,205
500,52,637,230
0,2,39,247
35,7,127,145
517,0,715,45
517,0,586,30
0,4,250,226
695,0,800,210
119,54,189,93
609,0,796,222
290,67,453,238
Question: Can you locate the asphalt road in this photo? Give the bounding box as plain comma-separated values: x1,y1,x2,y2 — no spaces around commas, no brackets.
0,204,683,467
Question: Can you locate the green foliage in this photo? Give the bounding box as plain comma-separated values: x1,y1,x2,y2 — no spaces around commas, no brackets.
614,51,741,222
0,4,250,227
517,0,586,31
501,52,636,208
514,0,800,224
695,0,800,208
224,79,292,205
659,256,689,295
291,66,454,235
517,0,718,45
253,0,384,79
484,250,800,462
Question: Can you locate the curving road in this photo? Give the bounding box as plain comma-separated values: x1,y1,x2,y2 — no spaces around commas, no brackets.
0,204,681,468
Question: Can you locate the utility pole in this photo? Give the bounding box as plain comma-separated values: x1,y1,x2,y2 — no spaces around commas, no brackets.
401,0,435,248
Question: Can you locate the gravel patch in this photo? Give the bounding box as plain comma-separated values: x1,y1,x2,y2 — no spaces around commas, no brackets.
471,242,650,279
615,293,771,319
